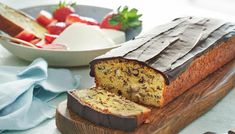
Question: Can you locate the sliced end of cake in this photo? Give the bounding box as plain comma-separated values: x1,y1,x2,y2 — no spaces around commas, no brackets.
91,58,166,107
0,2,47,38
67,88,151,131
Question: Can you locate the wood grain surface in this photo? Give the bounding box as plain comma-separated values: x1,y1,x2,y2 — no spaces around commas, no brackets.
56,59,235,134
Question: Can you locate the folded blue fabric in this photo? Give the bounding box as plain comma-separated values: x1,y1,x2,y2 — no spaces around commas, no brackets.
0,58,80,132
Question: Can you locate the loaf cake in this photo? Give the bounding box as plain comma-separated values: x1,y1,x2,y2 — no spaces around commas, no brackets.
90,17,235,107
0,2,47,38
67,88,151,131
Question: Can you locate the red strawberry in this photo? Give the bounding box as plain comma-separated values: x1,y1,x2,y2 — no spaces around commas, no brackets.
100,14,122,30
36,10,54,27
53,1,76,22
65,14,99,26
100,6,142,31
44,33,59,44
15,30,35,42
65,14,85,24
47,22,67,35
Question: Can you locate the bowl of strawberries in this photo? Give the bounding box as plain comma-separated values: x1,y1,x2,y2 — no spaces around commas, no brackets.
0,1,142,66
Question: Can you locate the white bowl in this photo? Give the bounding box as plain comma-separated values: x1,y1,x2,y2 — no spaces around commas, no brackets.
0,39,118,67
0,4,141,67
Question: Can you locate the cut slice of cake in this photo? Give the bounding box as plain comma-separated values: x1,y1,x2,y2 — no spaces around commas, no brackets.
67,88,151,131
0,2,47,38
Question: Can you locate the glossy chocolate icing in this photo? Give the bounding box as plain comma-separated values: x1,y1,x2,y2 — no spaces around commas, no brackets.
90,17,235,84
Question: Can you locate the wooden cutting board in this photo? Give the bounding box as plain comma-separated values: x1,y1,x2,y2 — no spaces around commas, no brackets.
56,59,235,134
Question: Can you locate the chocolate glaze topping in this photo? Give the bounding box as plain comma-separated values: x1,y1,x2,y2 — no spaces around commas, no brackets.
90,17,235,84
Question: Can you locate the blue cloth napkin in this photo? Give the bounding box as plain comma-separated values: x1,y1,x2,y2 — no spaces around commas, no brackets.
0,58,80,132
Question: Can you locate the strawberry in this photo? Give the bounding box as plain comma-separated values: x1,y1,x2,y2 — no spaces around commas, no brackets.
44,33,59,44
100,6,142,31
65,14,99,26
36,10,54,27
100,14,122,30
15,30,35,42
53,1,76,22
47,22,67,35
65,14,85,24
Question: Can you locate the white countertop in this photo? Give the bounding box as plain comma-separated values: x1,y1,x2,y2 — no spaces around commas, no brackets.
0,0,235,134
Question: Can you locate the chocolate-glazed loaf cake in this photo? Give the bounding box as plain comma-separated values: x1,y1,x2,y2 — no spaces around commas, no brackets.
67,88,151,131
90,17,235,107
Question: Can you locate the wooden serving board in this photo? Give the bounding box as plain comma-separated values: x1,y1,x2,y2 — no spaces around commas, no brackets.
56,59,235,134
